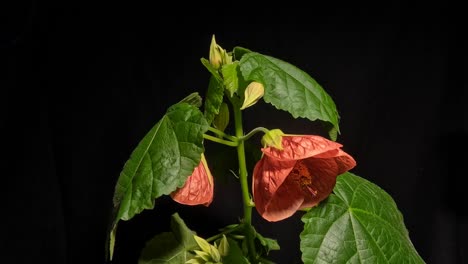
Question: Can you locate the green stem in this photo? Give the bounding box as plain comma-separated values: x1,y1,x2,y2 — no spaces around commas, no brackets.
232,102,257,261
203,134,238,147
205,225,242,243
207,126,238,142
238,127,270,142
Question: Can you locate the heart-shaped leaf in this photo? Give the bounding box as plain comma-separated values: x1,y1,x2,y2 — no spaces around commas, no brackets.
300,172,425,263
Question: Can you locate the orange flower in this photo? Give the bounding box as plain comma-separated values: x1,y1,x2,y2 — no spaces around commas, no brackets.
171,154,214,206
252,135,356,222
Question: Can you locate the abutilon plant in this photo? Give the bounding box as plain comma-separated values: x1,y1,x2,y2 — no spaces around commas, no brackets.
107,35,425,263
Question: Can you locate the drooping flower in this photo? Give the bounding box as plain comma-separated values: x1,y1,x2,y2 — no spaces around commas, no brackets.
252,135,356,222
171,154,214,206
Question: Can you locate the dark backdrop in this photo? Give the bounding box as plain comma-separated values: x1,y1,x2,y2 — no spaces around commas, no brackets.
3,2,466,264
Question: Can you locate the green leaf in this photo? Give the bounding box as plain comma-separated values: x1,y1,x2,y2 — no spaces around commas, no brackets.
113,101,209,221
233,46,252,61
139,213,197,264
179,92,203,108
204,76,224,125
222,238,250,264
328,125,338,141
255,232,280,254
239,52,340,135
221,62,240,97
300,172,425,264
201,58,222,82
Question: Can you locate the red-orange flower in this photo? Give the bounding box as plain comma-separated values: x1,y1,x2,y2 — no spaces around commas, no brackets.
253,135,356,222
171,154,214,206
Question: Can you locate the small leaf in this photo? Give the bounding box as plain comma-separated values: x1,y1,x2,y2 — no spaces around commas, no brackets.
221,62,240,97
239,52,340,135
204,76,224,125
139,213,197,264
222,238,250,264
255,232,280,254
300,172,425,263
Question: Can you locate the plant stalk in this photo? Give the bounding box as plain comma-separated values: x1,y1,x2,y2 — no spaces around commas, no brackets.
232,104,257,261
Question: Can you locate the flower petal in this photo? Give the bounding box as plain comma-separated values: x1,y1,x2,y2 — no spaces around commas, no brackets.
262,135,343,161
299,150,356,209
171,155,214,206
260,173,305,222
253,156,296,220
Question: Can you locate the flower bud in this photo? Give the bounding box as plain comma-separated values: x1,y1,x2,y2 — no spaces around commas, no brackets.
209,35,223,69
240,82,265,110
213,102,229,134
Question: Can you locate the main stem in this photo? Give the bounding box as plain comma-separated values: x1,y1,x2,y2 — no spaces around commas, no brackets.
233,105,257,261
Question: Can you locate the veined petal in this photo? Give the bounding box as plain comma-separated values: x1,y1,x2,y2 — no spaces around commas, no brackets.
262,135,343,161
253,157,296,219
253,134,357,222
171,154,214,206
260,173,305,222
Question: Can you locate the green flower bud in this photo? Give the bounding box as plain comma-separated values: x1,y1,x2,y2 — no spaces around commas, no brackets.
209,35,223,69
213,102,229,134
240,82,265,110
217,235,229,257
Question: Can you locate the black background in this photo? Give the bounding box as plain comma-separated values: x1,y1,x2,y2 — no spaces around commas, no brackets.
3,2,466,264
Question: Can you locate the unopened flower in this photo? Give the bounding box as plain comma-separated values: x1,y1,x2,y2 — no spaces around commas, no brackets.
171,154,214,206
209,35,223,69
209,35,232,70
252,135,356,222
240,82,264,110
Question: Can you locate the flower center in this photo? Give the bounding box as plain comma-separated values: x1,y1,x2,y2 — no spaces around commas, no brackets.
292,162,317,196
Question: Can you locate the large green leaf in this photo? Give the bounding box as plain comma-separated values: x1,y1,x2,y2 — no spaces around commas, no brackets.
300,172,425,264
204,76,224,125
113,100,209,221
239,52,340,136
233,46,252,61
139,213,197,264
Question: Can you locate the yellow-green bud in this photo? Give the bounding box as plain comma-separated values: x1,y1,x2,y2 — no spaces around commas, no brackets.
212,102,229,134
240,82,265,110
262,129,285,150
209,35,223,69
217,235,229,257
